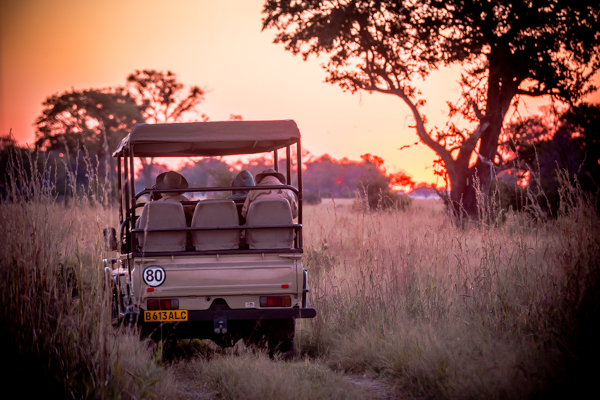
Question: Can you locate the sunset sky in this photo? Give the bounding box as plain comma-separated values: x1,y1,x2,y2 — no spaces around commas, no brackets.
2,0,598,186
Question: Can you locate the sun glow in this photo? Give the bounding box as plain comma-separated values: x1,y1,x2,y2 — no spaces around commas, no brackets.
2,0,599,188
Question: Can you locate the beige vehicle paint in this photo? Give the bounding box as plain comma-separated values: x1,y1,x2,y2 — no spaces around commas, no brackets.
126,253,303,310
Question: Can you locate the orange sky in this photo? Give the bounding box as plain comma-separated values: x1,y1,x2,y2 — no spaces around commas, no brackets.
2,0,599,186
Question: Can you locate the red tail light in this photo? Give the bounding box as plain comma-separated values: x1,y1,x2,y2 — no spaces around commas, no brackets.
260,296,291,307
147,299,179,310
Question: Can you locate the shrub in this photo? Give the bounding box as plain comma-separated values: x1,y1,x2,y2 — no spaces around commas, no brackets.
354,183,412,211
303,191,322,205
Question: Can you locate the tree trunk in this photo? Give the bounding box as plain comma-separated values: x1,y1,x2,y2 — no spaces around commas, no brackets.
449,162,495,217
446,53,519,217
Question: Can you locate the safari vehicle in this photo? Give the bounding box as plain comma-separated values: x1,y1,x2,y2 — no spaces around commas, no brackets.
103,120,315,356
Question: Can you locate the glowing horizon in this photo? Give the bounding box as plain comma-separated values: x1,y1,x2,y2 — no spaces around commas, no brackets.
2,0,599,187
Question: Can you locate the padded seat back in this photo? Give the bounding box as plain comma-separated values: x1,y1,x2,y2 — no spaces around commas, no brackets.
136,201,187,252
245,198,294,249
191,199,240,251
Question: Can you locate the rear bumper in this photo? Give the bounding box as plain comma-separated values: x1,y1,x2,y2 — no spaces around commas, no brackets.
187,307,316,321
127,307,316,324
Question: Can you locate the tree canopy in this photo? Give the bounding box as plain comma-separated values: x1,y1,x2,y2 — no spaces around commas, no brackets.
303,152,413,208
499,103,600,215
127,69,207,124
35,88,143,156
34,70,210,189
263,0,600,215
126,69,208,187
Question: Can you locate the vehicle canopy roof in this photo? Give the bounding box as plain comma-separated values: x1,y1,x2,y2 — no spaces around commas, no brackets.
112,120,300,158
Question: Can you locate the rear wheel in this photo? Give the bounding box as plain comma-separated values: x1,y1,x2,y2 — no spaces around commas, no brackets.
270,337,293,359
105,266,120,327
266,318,295,359
111,288,119,326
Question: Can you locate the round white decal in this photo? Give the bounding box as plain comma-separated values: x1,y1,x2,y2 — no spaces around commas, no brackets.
143,266,165,287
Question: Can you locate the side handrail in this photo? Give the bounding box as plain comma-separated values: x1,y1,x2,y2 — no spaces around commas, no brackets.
135,184,299,200
129,185,303,251
131,224,301,233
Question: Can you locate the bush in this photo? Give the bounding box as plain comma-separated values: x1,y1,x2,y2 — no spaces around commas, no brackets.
303,191,322,205
354,183,412,211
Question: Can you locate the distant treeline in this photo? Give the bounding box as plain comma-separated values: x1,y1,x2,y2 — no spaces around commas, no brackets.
0,134,413,209
135,151,415,207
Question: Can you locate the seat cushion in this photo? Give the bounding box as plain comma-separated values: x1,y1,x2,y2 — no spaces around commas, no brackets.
136,201,187,252
245,198,294,249
191,199,240,251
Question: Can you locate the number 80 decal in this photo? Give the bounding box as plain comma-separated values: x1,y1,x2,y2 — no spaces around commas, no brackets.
143,266,166,287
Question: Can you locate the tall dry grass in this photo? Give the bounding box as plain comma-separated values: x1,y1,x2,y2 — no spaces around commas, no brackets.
175,180,598,399
0,150,178,399
2,146,598,399
298,177,599,398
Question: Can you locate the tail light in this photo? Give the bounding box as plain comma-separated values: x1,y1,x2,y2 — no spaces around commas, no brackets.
147,299,179,310
260,296,291,307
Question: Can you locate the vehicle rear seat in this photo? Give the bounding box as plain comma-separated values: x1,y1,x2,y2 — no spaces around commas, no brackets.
136,201,187,252
245,198,294,249
191,199,240,251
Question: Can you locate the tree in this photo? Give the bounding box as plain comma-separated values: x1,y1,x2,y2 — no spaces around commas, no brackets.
126,69,207,187
34,88,143,189
178,158,235,199
262,0,600,216
499,103,600,215
303,153,413,207
126,69,207,124
35,88,143,157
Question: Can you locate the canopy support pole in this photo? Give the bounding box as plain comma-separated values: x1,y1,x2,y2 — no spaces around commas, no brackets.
286,145,291,187
118,155,123,224
296,139,303,249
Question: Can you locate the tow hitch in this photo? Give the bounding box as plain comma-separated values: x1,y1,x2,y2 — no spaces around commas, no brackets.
214,311,228,334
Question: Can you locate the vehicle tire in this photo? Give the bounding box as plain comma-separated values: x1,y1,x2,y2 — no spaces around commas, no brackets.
270,337,293,360
111,287,119,326
267,318,295,360
104,265,120,326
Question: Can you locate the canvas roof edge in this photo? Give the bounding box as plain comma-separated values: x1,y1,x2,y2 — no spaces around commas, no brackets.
112,120,301,158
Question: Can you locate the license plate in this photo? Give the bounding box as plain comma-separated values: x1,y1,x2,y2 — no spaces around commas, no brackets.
144,310,188,322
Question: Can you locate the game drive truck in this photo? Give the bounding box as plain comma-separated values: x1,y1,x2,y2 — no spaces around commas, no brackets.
103,120,315,356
